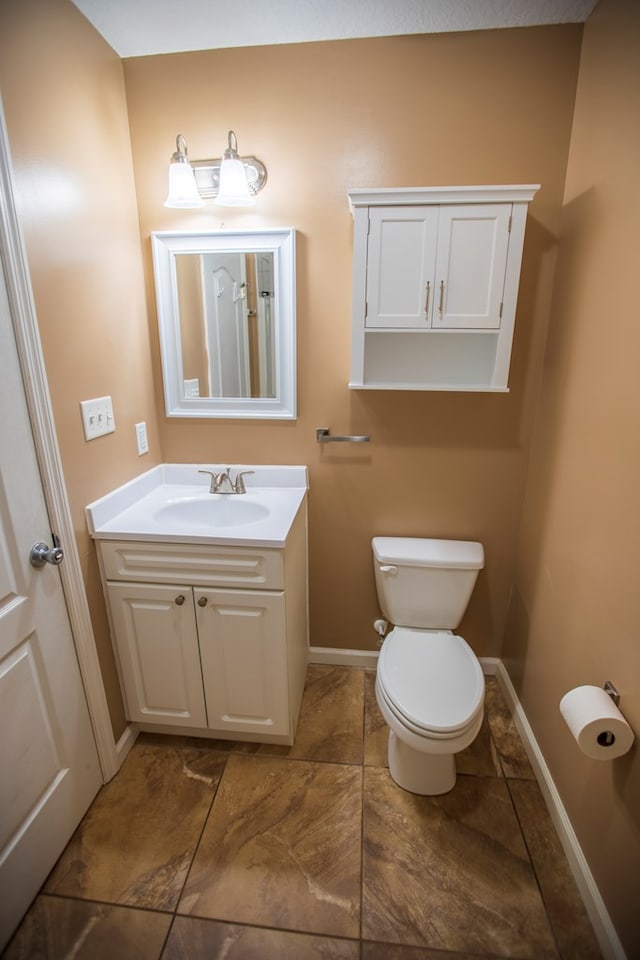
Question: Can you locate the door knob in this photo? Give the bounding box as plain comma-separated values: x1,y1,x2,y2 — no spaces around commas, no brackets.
30,539,64,568
197,596,207,607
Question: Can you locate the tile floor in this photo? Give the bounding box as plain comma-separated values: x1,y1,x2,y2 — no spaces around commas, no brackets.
3,666,603,959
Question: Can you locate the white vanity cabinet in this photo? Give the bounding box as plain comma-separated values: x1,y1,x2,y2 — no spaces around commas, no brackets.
96,504,308,745
348,185,539,391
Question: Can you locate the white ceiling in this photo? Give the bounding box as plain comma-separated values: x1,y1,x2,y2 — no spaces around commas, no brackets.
70,0,598,59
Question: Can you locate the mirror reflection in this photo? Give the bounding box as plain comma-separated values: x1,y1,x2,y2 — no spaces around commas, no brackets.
151,229,296,420
176,251,276,399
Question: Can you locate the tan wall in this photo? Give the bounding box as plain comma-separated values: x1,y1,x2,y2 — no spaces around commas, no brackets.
124,26,582,658
0,0,162,739
504,0,640,952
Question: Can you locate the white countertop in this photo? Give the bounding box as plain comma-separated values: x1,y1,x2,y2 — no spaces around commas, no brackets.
86,464,308,548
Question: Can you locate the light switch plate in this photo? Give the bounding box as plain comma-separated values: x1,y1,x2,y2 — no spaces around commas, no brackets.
80,396,115,440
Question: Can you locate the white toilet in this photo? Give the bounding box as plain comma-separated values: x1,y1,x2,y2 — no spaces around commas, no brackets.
372,536,485,796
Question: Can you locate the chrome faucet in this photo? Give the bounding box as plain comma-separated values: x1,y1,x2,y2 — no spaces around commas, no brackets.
198,467,254,494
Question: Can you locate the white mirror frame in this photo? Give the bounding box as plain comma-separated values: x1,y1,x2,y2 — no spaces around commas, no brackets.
151,228,296,419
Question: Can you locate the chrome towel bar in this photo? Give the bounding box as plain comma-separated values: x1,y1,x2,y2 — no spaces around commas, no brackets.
316,427,371,443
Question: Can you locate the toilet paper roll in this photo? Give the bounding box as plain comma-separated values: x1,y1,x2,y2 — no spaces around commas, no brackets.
559,685,635,760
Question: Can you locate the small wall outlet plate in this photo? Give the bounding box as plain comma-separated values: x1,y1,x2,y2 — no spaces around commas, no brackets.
135,421,149,455
80,396,115,441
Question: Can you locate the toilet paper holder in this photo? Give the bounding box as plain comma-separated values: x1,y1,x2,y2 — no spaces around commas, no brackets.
560,679,633,758
603,680,620,706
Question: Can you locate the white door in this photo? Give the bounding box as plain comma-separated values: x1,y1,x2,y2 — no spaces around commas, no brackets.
202,252,250,397
0,260,102,949
433,203,511,329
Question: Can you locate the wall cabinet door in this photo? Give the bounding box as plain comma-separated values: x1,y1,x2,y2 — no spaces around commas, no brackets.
106,582,207,727
432,204,511,329
365,203,511,331
365,206,438,328
196,587,289,737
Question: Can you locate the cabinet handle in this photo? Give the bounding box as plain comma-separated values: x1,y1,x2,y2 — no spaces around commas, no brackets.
197,596,207,607
175,595,185,605
439,280,445,314
424,281,430,314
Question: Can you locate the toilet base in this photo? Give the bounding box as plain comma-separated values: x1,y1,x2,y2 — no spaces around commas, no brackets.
387,730,456,796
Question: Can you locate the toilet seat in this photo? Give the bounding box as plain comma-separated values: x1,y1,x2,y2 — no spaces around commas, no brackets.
377,627,484,737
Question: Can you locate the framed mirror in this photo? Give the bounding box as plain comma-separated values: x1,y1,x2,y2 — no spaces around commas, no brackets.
151,228,296,418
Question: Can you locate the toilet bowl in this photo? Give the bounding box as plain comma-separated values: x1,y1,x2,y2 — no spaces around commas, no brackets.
372,537,485,795
376,626,484,794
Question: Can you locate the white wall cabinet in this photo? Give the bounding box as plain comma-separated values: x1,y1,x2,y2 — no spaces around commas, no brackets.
348,185,539,391
96,507,308,745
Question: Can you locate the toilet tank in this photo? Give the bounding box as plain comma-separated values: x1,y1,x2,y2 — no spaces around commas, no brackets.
372,537,484,629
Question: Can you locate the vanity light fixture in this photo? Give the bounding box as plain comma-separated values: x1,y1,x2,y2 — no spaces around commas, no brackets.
164,130,267,208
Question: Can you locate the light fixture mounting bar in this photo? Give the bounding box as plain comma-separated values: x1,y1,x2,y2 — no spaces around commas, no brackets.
192,157,267,200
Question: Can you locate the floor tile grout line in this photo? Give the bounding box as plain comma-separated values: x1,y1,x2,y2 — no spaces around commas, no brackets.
170,910,363,946
360,667,367,956
35,890,174,917
12,894,367,958
504,775,566,960
156,913,176,960
167,751,230,922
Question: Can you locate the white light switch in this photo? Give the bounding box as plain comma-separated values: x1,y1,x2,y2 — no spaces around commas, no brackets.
80,396,115,441
135,421,149,455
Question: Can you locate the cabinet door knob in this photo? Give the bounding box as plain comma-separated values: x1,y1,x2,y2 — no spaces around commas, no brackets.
424,281,430,315
197,596,207,607
439,280,445,314
175,594,185,605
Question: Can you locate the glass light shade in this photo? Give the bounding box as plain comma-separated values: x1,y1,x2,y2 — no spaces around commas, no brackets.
164,160,204,208
215,156,255,207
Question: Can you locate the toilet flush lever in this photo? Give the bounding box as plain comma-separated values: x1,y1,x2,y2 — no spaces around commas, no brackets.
379,565,398,575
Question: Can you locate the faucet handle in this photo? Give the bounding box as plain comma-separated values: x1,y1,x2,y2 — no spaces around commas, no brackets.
233,470,254,494
198,469,217,494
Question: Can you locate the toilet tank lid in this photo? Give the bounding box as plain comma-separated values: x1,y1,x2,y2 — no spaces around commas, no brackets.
372,537,484,569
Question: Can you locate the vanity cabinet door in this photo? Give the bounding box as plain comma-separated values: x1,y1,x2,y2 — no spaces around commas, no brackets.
365,206,438,329
196,588,289,737
106,582,207,727
432,203,511,329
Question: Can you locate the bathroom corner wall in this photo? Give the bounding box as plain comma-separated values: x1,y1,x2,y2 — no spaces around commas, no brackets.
0,0,162,739
504,0,640,952
124,26,582,658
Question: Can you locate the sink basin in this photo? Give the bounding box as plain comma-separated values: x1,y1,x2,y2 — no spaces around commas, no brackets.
153,496,270,528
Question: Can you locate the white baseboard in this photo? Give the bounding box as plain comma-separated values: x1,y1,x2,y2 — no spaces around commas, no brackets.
309,646,379,668
480,656,499,675
495,661,626,960
111,724,138,779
